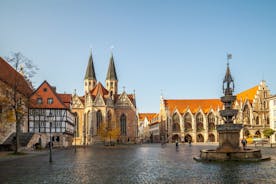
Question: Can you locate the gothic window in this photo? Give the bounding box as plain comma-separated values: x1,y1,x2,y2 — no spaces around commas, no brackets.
96,110,102,131
256,116,259,125
89,81,91,86
208,113,215,131
172,113,180,132
85,82,87,86
184,113,192,131
107,110,112,130
120,114,127,135
243,105,250,124
0,105,2,114
196,113,203,131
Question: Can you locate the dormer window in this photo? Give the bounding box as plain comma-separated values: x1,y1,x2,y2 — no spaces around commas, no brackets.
47,98,53,104
37,98,42,104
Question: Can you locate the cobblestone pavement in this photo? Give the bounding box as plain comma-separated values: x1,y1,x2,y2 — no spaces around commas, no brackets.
0,144,276,184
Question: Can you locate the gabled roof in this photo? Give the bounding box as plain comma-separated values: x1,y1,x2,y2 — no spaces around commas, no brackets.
79,96,85,104
236,85,258,103
30,81,71,109
106,54,118,81
164,99,223,114
90,82,109,97
84,52,97,80
0,57,33,96
114,92,136,107
58,94,72,109
138,113,156,121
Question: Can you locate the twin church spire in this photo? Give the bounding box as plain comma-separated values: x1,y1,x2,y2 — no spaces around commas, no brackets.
84,51,118,96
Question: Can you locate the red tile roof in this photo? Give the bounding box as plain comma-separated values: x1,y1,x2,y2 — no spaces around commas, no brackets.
164,99,223,114
138,113,157,121
90,82,109,98
0,57,33,96
30,81,71,109
236,85,258,103
58,94,72,108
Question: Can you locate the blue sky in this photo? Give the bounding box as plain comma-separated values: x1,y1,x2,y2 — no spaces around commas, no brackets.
1,0,276,113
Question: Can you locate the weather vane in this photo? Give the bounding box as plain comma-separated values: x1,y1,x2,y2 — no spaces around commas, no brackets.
227,53,232,65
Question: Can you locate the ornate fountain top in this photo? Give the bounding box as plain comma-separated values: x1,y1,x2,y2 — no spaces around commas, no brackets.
223,59,234,96
220,54,238,124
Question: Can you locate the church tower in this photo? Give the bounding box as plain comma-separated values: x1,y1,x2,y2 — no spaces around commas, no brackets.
106,53,118,96
84,51,97,94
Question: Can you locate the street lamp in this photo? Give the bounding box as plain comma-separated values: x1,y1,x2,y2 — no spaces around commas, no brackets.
48,112,53,163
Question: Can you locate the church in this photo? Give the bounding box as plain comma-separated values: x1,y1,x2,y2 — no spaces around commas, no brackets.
72,52,138,145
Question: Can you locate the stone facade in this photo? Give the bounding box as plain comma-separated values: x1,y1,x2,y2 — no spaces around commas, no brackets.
138,113,156,143
268,95,276,143
72,52,138,145
153,81,271,143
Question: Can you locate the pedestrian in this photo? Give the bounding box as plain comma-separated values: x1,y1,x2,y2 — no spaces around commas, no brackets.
188,138,192,146
175,140,179,148
241,137,247,150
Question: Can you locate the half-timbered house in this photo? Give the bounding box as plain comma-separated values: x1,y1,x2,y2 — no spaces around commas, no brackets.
28,81,75,148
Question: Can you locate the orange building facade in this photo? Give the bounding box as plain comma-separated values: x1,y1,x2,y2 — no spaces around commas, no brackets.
147,81,271,143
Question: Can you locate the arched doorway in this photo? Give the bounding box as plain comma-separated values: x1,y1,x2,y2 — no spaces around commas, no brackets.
184,134,192,143
172,134,180,142
208,133,215,142
255,130,261,137
244,129,250,137
197,134,204,142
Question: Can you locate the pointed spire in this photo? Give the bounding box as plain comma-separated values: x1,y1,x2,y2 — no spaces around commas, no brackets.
223,59,235,95
106,53,118,80
84,50,97,80
223,62,233,84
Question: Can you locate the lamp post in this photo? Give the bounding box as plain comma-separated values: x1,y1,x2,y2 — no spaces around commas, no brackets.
48,112,53,163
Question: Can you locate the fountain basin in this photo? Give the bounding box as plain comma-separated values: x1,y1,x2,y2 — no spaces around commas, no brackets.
194,148,270,162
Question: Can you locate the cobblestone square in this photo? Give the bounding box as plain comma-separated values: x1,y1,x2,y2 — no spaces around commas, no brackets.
0,144,276,184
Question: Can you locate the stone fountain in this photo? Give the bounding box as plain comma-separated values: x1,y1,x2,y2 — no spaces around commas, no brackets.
194,62,270,161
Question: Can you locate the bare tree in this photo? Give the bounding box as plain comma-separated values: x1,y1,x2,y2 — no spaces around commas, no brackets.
5,52,38,153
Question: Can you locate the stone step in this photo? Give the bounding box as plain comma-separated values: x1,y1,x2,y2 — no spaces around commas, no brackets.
2,132,35,147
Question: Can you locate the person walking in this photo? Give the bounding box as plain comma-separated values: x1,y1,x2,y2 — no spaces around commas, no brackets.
241,137,247,150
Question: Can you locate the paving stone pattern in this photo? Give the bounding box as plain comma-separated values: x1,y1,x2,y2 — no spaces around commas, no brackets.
0,144,276,184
